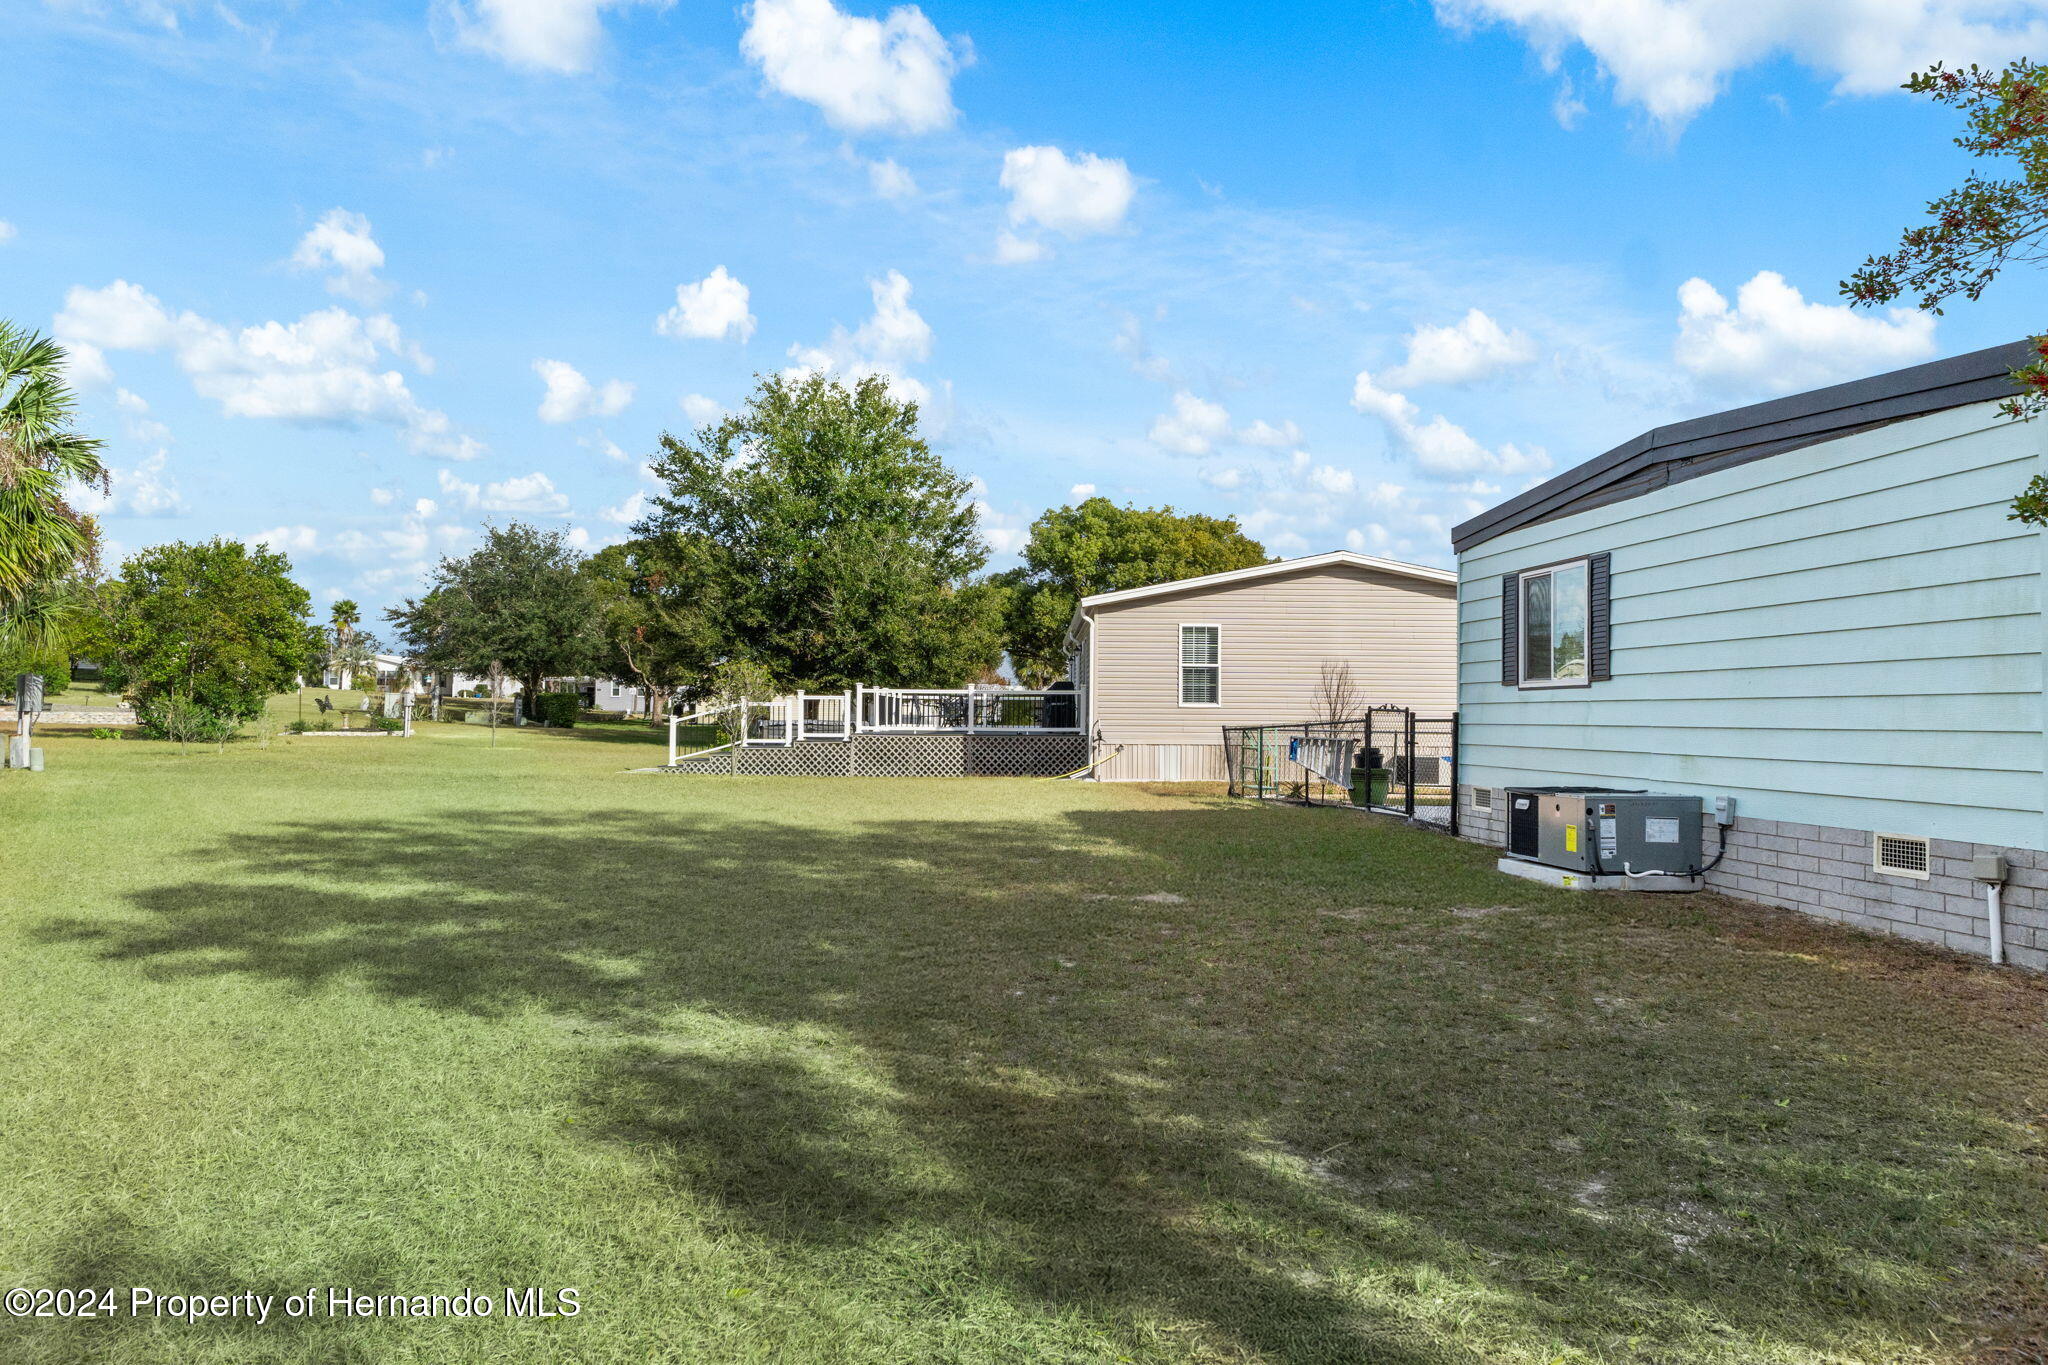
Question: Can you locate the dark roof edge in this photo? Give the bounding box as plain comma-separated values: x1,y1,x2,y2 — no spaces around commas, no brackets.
1451,340,2038,555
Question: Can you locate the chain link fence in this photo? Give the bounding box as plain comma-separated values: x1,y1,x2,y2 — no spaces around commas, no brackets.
1223,708,1459,833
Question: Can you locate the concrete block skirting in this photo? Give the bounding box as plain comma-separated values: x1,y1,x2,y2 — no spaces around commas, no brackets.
1457,784,2047,973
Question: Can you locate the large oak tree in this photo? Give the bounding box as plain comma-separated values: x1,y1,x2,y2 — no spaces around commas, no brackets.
997,498,1268,686
634,372,1002,691
387,522,598,702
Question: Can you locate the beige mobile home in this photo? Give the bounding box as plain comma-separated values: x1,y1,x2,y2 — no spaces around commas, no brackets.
1064,550,1458,781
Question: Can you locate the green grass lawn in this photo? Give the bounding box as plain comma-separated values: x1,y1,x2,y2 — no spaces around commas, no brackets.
2,706,2044,1364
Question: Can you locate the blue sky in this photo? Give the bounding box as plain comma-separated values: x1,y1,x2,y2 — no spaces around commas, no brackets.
9,0,2047,619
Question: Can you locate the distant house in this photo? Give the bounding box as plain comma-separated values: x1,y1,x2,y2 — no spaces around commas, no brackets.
1452,340,2046,971
322,652,407,690
1064,550,1459,781
590,678,649,714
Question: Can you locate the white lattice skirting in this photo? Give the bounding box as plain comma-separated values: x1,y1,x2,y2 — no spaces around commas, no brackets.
667,733,1088,778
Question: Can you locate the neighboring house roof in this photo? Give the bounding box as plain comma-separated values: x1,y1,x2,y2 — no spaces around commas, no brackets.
1063,549,1456,648
1451,339,2037,555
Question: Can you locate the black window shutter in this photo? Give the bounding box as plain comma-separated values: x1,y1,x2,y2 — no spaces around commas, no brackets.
1499,574,1520,686
1588,552,1612,682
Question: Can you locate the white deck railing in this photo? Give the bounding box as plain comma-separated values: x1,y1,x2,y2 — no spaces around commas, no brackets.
667,685,1081,764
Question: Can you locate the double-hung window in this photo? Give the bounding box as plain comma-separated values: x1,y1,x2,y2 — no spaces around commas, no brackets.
1519,560,1590,687
1179,624,1221,706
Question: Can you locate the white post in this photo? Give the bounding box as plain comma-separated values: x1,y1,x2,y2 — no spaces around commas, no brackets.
854,683,864,734
667,710,679,765
739,697,748,749
795,690,806,742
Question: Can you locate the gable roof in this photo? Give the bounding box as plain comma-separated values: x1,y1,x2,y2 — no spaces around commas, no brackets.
1063,550,1454,649
1450,339,2038,555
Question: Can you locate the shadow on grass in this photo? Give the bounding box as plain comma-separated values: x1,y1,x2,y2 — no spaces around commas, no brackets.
35,802,2048,1363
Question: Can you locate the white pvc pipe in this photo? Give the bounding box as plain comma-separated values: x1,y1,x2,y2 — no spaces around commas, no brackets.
1986,883,2006,966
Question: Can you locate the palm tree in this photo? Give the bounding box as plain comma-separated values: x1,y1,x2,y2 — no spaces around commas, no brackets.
329,599,361,689
0,323,107,649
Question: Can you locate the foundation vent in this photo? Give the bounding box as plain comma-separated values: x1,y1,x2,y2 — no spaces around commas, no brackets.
1873,833,1931,880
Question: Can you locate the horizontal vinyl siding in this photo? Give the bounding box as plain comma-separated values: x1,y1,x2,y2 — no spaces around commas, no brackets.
1093,743,1231,782
1457,400,2047,850
1092,564,1456,747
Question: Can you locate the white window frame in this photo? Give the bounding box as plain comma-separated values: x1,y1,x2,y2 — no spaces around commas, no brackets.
1517,557,1593,690
1177,623,1222,708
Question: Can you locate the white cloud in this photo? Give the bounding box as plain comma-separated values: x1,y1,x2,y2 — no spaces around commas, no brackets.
444,0,650,74
601,490,646,525
1068,483,1096,500
437,469,480,507
656,267,756,343
1308,463,1356,496
992,230,1049,265
785,269,934,405
1433,0,2048,130
482,471,569,514
430,466,569,514
533,358,634,423
679,393,722,424
741,0,962,134
247,524,319,554
0,221,15,245
113,387,169,443
55,280,479,459
1673,270,1938,393
72,448,184,519
868,157,918,199
1351,369,1549,480
1382,308,1538,388
1346,523,1394,554
291,208,388,303
1237,418,1301,448
370,487,396,506
1112,312,1175,383
1147,389,1232,455
1202,466,1244,491
1001,145,1135,236
333,501,472,586
973,500,1029,555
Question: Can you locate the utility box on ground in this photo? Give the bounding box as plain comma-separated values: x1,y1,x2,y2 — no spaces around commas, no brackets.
1502,787,1706,889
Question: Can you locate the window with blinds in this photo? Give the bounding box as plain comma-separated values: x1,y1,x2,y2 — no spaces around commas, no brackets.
1179,624,1220,706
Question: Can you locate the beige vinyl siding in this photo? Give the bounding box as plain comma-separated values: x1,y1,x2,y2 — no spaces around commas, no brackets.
1087,563,1457,767
1092,743,1233,783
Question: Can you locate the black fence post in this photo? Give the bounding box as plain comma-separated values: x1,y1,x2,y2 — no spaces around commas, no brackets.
1296,725,1310,805
1403,710,1417,819
1362,711,1374,808
1448,714,1460,838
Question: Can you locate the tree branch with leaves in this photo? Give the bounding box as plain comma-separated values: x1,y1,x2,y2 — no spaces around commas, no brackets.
1842,59,2048,520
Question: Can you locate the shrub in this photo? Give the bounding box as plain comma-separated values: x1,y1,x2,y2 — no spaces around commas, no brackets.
89,727,120,741
135,696,240,751
371,716,404,732
530,691,580,728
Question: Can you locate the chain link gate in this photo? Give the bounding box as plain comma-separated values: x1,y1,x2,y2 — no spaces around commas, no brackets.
1223,709,1459,833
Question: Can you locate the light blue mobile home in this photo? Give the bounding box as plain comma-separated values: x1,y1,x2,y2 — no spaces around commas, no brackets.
1452,342,2047,970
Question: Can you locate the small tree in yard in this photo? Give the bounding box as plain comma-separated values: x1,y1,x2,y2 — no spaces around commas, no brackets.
1314,662,1364,722
1843,59,2048,520
97,539,321,724
387,523,597,705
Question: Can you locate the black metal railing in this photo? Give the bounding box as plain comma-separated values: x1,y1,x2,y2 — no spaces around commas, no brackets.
1223,709,1459,833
